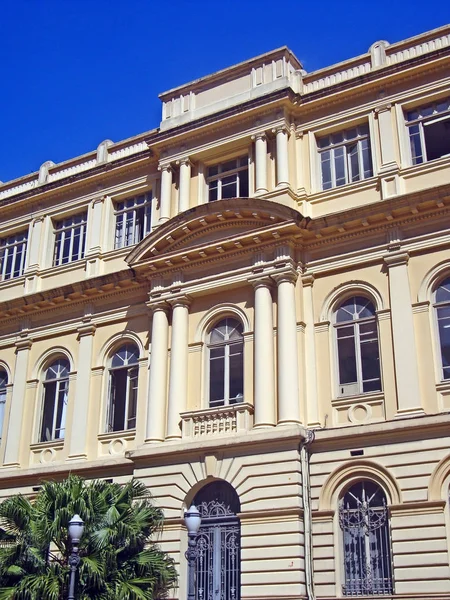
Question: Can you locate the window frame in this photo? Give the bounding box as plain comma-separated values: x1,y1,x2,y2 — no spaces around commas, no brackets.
317,124,373,190
207,317,244,408
206,156,249,202
333,296,382,397
106,343,140,432
114,192,152,249
434,276,450,381
39,359,70,442
53,213,87,266
0,369,7,440
0,231,28,281
405,97,450,166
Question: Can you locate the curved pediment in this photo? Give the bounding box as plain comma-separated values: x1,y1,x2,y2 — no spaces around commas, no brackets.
126,197,306,269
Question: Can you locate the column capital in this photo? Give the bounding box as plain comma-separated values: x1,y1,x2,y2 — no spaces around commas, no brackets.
77,323,97,339
272,268,298,286
15,338,32,351
374,103,392,115
248,275,274,290
31,215,45,225
176,156,193,168
168,295,192,309
146,299,171,314
383,250,409,268
158,162,172,173
92,195,106,206
301,273,315,287
251,131,267,142
271,124,290,137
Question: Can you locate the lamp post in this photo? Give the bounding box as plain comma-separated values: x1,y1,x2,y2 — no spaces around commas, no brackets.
184,504,201,600
67,514,84,600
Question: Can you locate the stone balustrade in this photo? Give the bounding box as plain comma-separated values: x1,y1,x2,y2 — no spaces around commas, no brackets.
181,403,254,438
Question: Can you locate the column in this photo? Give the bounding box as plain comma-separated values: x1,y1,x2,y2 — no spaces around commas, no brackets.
273,126,290,187
252,277,276,427
68,324,96,461
158,164,172,224
146,303,169,442
274,270,301,424
252,132,268,193
178,158,192,214
4,339,32,467
302,274,320,427
166,297,190,439
384,251,423,415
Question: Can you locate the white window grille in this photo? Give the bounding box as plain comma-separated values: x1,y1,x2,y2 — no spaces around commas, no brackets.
0,231,28,280
207,156,249,202
335,296,381,396
318,124,373,190
208,318,244,408
114,193,152,249
434,276,450,380
0,370,7,440
107,344,139,432
40,359,70,442
53,213,87,266
406,97,450,165
340,481,393,596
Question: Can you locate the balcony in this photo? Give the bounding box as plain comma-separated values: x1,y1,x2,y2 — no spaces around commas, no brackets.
181,403,254,438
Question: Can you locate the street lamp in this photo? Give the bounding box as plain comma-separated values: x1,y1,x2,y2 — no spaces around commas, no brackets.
184,504,201,600
67,514,84,600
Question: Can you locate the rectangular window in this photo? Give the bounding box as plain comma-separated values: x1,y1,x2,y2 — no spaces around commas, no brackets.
53,213,87,266
318,125,373,190
0,231,28,280
405,98,450,165
207,156,249,202
114,193,152,249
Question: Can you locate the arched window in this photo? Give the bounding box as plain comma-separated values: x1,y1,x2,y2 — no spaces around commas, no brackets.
435,276,450,380
339,481,393,596
192,481,241,600
0,369,7,440
335,296,381,396
40,359,70,442
107,343,139,432
208,318,244,408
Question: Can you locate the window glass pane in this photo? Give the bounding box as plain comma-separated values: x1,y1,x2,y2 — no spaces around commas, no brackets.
221,175,238,199
208,183,218,202
209,355,225,405
438,311,450,378
408,124,423,164
331,131,344,145
221,159,237,172
337,332,357,384
207,165,219,177
318,135,330,149
360,338,381,390
229,347,244,401
239,168,249,197
361,138,373,178
436,278,450,303
55,380,68,439
110,369,126,431
348,143,360,182
41,382,56,442
127,367,138,429
345,128,358,140
334,147,346,186
423,119,450,161
321,151,332,189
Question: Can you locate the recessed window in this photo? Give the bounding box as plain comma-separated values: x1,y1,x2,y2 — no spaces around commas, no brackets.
53,213,87,266
406,98,450,165
0,370,7,440
435,276,450,380
207,156,249,202
0,231,28,280
335,296,381,396
208,318,244,408
114,193,152,249
340,481,393,596
107,344,139,432
318,125,373,190
40,359,70,442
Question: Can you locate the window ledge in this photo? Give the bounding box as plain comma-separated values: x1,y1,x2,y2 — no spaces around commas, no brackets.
401,154,450,178
181,402,254,438
308,176,378,204
30,439,65,451
436,380,450,392
332,391,384,405
40,258,87,279
97,429,136,442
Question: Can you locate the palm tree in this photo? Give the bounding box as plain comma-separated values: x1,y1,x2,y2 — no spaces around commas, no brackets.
0,475,177,600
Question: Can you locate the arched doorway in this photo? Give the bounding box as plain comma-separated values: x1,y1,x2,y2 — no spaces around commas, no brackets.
193,480,241,600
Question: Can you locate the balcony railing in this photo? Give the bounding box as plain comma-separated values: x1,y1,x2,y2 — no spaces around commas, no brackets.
181,403,254,438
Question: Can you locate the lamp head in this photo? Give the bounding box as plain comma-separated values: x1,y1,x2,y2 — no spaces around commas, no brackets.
184,504,201,535
68,514,85,544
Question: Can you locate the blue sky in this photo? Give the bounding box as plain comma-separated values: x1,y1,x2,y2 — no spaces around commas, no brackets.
0,0,448,184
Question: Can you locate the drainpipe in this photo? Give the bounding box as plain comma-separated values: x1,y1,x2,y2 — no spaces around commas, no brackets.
301,429,315,600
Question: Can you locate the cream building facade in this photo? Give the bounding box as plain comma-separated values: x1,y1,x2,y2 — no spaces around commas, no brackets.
1,24,450,600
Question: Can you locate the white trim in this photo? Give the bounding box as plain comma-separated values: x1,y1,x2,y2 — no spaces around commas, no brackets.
320,281,385,323
195,304,250,343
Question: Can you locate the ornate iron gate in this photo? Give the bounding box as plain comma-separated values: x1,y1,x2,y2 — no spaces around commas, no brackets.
194,484,241,600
